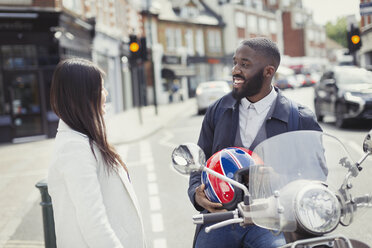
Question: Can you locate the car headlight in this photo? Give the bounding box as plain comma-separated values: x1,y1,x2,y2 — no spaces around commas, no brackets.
294,184,341,235
344,92,365,104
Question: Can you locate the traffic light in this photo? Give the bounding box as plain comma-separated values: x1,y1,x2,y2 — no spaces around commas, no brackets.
129,35,148,63
129,35,140,61
347,25,362,54
139,37,147,62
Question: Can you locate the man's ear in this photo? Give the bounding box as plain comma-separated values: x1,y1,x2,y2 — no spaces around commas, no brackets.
263,65,276,78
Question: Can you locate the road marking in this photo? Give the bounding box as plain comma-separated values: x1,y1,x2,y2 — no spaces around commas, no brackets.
149,196,161,211
158,131,177,148
151,213,164,232
126,161,147,167
3,240,44,248
147,172,157,182
141,157,155,164
139,141,167,244
153,238,167,248
148,183,159,195
147,163,155,172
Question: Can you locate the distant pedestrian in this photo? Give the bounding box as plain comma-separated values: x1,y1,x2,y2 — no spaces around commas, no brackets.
48,58,146,248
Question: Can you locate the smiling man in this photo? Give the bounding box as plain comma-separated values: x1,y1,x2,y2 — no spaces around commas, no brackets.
187,38,322,248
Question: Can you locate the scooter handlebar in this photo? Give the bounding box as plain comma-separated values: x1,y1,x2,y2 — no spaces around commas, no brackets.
192,210,238,224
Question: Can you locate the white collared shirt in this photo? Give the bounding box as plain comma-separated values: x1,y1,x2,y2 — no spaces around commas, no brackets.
239,87,277,148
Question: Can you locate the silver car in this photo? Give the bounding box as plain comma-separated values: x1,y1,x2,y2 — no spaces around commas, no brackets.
196,81,231,114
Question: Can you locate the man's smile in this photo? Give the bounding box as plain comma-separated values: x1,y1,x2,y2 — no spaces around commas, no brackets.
233,76,245,87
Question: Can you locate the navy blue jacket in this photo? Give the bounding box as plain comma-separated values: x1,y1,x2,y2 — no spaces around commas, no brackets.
188,89,322,211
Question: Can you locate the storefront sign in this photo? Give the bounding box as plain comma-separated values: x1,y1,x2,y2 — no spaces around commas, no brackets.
0,21,33,31
162,55,181,64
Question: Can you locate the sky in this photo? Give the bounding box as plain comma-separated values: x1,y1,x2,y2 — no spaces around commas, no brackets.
302,0,360,25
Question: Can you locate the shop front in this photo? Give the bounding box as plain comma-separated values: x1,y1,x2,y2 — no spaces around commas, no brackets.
0,10,93,143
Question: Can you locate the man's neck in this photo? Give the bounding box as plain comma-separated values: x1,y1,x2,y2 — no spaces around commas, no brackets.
246,85,273,103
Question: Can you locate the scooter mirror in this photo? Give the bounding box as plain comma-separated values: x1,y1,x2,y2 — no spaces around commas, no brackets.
171,143,206,175
363,129,372,154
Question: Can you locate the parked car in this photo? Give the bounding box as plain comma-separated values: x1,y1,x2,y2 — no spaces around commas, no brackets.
314,66,372,128
297,72,318,87
196,81,231,114
273,66,298,89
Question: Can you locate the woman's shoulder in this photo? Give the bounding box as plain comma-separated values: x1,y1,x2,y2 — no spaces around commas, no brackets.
50,133,99,174
53,131,98,163
55,130,90,148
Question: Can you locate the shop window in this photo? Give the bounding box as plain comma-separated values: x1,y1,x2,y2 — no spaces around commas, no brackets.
37,46,59,66
1,45,37,69
0,70,10,115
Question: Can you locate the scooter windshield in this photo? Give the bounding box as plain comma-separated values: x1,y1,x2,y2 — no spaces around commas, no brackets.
249,130,353,232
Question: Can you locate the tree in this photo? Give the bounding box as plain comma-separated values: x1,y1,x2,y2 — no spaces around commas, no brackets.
325,17,348,48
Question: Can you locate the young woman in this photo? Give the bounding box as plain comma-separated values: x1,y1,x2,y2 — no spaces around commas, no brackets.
48,58,145,248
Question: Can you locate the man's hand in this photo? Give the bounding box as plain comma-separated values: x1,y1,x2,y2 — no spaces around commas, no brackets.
195,184,226,213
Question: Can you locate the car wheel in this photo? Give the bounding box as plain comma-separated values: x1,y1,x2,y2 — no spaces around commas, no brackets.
314,100,324,122
335,104,348,128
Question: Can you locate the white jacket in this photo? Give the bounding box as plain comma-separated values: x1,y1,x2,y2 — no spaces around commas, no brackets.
48,120,146,248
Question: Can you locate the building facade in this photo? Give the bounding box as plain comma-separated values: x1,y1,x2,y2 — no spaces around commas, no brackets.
203,0,284,72
83,0,143,114
0,0,142,143
360,0,372,69
281,0,326,59
0,1,93,143
148,0,225,104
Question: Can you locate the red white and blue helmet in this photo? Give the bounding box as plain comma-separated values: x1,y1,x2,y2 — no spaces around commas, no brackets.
201,147,256,204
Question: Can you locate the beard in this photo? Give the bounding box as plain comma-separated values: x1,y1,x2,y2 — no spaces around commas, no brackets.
232,68,264,100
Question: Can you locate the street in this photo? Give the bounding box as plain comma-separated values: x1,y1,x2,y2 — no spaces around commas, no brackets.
1,87,372,248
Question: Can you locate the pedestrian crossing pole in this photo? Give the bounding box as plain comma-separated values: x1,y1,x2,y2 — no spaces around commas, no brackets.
35,180,56,248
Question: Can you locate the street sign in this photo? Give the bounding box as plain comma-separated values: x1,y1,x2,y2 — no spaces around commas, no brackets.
360,2,372,16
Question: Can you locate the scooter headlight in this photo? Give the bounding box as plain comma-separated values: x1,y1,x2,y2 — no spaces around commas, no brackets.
294,184,341,235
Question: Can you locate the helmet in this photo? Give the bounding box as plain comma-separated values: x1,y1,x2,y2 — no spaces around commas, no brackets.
201,147,256,208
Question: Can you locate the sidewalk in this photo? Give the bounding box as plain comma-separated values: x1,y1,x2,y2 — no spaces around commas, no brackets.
107,98,197,145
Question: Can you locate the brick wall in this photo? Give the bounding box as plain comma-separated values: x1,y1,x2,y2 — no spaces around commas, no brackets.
282,11,305,57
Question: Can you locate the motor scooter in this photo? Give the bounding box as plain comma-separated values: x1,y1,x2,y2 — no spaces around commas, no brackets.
171,130,372,248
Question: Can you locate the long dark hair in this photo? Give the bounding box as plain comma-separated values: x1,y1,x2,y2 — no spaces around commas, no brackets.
50,58,127,173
